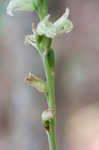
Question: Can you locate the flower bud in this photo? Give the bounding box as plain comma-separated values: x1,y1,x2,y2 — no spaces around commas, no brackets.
41,109,55,131
42,109,55,122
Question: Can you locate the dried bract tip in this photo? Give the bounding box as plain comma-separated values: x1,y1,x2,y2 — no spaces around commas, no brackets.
32,23,36,33
25,72,48,93
25,72,39,81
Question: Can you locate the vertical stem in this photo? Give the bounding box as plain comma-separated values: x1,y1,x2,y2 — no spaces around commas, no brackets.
39,1,56,149
48,120,56,150
43,55,55,108
42,48,56,150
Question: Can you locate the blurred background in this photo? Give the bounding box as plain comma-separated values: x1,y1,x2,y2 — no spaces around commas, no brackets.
1,0,99,150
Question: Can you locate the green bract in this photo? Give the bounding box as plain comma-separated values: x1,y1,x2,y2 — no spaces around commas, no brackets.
37,8,73,38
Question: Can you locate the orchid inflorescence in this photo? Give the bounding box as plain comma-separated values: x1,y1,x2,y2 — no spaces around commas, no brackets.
7,0,73,39
6,0,73,150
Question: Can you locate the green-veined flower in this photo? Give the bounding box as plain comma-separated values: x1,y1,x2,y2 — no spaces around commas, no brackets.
7,0,36,16
6,0,47,18
36,8,73,38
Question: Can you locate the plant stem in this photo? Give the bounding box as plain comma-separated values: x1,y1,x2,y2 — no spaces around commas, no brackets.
42,48,56,150
39,2,56,149
48,120,56,150
43,54,55,107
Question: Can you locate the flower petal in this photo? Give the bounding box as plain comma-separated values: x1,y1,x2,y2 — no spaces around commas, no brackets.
7,0,35,16
36,8,73,38
37,15,56,38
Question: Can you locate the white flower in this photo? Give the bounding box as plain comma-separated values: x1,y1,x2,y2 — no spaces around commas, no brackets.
36,15,57,38
7,0,35,16
36,8,73,38
25,34,38,49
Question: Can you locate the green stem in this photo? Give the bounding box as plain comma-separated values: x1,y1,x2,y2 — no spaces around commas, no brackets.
48,120,56,150
38,1,56,149
38,0,48,20
42,48,56,150
43,56,55,107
